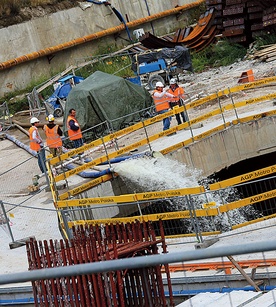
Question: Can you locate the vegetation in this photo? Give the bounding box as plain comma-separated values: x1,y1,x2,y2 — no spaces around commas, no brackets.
0,0,68,17
252,33,276,49
3,33,276,115
191,40,247,73
75,44,134,79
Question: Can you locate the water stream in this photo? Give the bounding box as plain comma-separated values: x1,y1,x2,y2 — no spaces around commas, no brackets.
113,154,260,233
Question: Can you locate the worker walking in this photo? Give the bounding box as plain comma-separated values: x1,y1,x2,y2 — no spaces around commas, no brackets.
43,114,63,157
152,81,176,131
167,78,187,125
29,117,46,174
67,108,83,149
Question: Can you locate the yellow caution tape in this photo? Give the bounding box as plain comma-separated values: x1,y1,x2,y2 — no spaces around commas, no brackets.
66,206,218,227
210,165,276,190
232,213,276,230
58,174,113,200
232,110,276,124
219,189,276,213
56,186,205,208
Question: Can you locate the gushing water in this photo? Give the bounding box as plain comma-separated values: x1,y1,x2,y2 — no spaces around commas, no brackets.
114,153,202,191
113,153,260,233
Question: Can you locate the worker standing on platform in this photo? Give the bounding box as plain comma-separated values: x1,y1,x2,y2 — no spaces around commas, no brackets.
152,81,176,131
43,114,63,157
66,108,83,149
29,117,46,174
167,78,187,125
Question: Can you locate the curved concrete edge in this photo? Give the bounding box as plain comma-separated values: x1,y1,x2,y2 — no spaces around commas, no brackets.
167,116,276,177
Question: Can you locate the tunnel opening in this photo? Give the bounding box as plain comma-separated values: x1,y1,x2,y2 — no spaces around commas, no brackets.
210,151,276,217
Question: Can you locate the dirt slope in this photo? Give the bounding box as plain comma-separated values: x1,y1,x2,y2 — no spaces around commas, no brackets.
0,0,81,28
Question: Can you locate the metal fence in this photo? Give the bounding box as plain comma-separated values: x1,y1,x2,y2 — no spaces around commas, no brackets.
58,174,276,242
3,75,276,245
1,77,276,305
0,147,61,245
0,101,12,132
1,238,276,306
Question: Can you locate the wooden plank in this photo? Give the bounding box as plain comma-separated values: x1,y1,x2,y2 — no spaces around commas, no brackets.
254,45,276,57
266,55,276,62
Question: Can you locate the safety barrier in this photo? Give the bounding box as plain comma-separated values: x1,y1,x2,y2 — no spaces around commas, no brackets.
57,164,276,240
1,77,276,245
2,239,276,305
43,75,276,239
49,76,276,185
0,151,59,245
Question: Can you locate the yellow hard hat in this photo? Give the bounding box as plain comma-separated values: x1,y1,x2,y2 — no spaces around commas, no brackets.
47,114,55,122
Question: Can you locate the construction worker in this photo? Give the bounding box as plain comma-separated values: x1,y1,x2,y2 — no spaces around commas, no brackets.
29,117,46,174
43,114,63,157
67,108,83,149
167,78,187,125
152,81,176,131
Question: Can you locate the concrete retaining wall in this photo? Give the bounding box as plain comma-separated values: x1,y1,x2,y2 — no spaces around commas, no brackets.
0,0,200,96
111,116,276,197
167,116,276,177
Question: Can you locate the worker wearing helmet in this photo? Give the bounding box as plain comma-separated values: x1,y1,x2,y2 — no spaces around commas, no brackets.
29,117,46,174
67,108,83,149
152,81,176,131
43,114,63,157
167,78,187,125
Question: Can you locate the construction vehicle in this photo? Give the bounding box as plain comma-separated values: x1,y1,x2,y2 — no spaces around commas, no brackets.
44,74,84,117
131,45,193,90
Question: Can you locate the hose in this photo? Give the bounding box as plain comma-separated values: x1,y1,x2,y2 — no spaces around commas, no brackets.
98,151,153,165
4,133,37,157
86,0,133,42
64,163,111,178
144,0,155,34
110,5,133,42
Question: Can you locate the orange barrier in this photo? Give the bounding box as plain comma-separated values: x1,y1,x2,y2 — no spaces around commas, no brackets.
164,258,276,275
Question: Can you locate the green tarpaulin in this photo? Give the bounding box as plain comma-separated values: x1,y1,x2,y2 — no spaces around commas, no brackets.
63,71,153,137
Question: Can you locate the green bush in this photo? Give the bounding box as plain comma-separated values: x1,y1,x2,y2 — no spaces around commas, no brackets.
192,40,247,72
253,33,276,49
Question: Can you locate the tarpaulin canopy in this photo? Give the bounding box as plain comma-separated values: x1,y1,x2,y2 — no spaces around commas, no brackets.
64,71,153,137
131,46,193,73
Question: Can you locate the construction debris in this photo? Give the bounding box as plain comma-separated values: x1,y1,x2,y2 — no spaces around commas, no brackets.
26,221,174,306
253,44,276,62
205,0,276,45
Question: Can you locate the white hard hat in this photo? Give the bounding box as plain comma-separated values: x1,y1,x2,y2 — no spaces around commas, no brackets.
30,117,39,124
170,78,177,84
47,114,55,122
156,81,164,87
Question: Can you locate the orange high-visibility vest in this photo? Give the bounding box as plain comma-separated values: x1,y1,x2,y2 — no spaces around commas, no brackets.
44,125,62,148
167,86,185,104
67,115,83,141
29,126,41,151
152,90,170,112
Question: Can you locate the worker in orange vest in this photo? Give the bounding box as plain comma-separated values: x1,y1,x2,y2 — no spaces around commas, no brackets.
167,78,187,125
43,114,63,157
67,108,83,149
29,117,46,174
152,81,176,131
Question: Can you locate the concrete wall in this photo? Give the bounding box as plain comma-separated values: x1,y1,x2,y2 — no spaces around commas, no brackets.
167,116,276,177
111,116,276,197
0,0,200,96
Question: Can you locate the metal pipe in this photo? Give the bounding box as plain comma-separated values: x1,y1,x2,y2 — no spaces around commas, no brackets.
1,240,276,286
0,1,205,71
1,285,276,305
